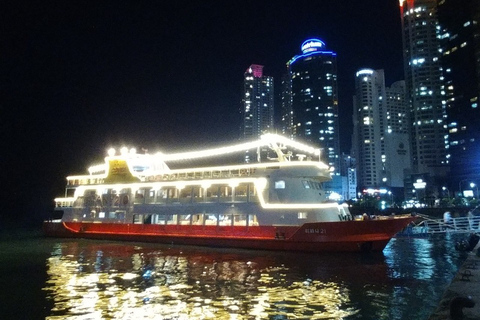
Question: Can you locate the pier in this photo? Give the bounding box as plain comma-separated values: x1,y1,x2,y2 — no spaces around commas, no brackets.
428,242,480,320
396,214,480,237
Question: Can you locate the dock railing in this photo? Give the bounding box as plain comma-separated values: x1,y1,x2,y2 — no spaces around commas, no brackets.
401,214,480,235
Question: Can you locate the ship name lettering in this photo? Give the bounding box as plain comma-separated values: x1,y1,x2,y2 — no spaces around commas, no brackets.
305,228,326,234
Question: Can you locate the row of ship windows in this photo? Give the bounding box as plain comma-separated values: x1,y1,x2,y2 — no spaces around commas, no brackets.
76,183,260,207
82,211,261,227
133,212,260,227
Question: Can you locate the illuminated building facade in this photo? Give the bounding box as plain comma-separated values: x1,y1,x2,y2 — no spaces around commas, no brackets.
285,39,340,173
340,154,357,200
242,64,274,162
400,0,449,183
352,69,411,190
437,0,480,188
280,73,294,138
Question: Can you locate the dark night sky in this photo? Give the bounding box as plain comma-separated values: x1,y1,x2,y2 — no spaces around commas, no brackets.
2,0,404,224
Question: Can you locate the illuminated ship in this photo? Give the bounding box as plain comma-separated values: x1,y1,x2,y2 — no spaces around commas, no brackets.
43,134,415,252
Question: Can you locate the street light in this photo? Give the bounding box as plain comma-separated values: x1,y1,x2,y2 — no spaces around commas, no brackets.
442,186,450,199
470,182,478,198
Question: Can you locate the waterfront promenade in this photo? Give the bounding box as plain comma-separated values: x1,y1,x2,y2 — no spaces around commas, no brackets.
429,242,480,320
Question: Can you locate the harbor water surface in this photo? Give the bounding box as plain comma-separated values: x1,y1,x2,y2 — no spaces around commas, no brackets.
0,230,468,319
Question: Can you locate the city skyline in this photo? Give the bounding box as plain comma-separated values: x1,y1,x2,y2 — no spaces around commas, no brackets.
2,0,413,223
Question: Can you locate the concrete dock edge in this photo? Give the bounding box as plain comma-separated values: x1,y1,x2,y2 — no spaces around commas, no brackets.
428,242,480,320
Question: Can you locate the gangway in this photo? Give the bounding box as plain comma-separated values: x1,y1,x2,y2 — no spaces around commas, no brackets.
396,214,480,236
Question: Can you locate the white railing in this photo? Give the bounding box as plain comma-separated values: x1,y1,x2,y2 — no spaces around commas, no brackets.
409,215,480,234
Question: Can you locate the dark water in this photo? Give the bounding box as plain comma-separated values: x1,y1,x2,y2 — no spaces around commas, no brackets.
0,230,468,320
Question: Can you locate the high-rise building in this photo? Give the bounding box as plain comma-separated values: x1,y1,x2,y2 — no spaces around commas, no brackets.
437,0,480,189
280,73,294,139
284,38,340,172
340,153,357,200
242,64,274,162
385,80,411,187
352,69,410,190
399,0,449,184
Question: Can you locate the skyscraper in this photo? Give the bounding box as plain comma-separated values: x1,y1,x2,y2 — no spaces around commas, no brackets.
242,64,274,162
437,0,480,189
284,38,340,172
400,0,449,184
352,69,410,190
340,153,357,200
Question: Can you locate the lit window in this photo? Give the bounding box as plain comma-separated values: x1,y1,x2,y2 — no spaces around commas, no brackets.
275,181,286,189
298,212,307,219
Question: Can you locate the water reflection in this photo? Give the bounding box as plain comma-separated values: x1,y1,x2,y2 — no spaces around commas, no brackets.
43,235,465,319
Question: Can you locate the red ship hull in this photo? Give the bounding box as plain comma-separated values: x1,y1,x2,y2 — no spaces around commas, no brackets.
43,215,415,253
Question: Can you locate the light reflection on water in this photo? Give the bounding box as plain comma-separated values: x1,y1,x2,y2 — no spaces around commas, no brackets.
39,234,466,320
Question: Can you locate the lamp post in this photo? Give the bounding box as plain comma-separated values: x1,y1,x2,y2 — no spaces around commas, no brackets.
470,182,478,198
442,186,450,199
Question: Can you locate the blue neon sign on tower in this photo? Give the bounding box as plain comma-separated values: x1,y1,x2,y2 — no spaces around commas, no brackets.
288,38,336,65
301,38,326,53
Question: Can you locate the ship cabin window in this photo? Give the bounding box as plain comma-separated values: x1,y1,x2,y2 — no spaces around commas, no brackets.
298,211,307,219
219,214,233,226
204,213,218,225
101,189,111,207
191,187,200,200
219,186,233,202
119,189,131,207
102,189,124,208
134,189,145,204
157,189,167,200
192,213,203,225
66,188,75,197
179,187,194,203
302,180,310,189
151,214,165,224
179,214,191,225
133,214,142,224
83,189,97,207
133,213,157,224
114,210,125,221
249,184,259,203
204,186,220,202
143,188,155,204
275,180,286,189
248,214,259,226
234,214,247,226
166,214,177,224
165,188,179,203
235,184,249,202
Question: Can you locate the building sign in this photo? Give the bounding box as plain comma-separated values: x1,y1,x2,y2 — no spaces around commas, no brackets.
413,179,426,189
301,39,325,53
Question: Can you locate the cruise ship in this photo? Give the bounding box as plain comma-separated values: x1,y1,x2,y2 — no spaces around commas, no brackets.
43,134,415,252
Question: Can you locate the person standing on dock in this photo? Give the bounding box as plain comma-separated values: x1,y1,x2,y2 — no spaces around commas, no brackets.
443,211,453,230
